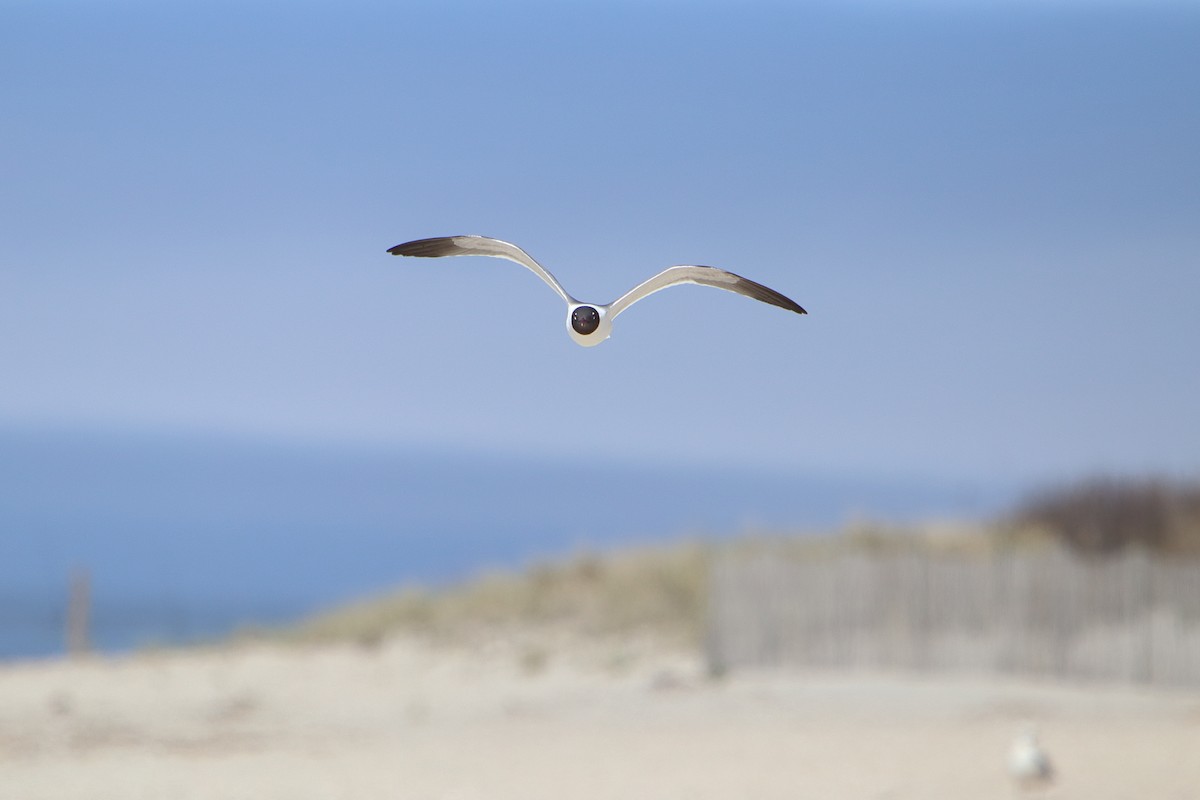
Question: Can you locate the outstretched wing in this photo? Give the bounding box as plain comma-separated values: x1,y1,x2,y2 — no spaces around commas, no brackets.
387,235,571,303
608,265,806,319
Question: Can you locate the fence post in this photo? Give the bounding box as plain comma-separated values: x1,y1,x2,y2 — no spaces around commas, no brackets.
66,568,91,657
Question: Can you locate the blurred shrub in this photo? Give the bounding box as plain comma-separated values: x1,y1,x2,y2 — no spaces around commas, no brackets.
1011,477,1200,555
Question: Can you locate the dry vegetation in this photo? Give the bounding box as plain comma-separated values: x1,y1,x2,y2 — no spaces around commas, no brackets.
273,542,715,651
266,524,992,652
254,477,1200,652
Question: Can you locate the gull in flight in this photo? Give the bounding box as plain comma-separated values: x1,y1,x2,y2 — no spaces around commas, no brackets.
387,235,806,347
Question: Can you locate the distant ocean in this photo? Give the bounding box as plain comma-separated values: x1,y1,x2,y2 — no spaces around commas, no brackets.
0,426,1013,660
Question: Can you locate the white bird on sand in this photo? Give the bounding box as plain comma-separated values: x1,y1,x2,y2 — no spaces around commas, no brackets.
387,235,806,347
1008,728,1055,792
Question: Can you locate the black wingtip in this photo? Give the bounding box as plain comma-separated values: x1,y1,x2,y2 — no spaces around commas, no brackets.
387,238,432,256
734,273,807,316
387,236,472,259
775,295,806,315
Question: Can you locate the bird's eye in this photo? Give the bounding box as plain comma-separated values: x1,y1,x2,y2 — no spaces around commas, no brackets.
571,306,600,335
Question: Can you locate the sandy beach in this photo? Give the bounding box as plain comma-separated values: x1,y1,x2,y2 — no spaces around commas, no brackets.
2,634,1198,800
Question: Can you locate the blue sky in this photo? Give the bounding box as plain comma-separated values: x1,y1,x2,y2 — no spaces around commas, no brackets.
3,0,1199,488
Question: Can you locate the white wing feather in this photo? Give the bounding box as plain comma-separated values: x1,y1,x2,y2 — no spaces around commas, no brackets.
608,265,806,319
388,235,571,304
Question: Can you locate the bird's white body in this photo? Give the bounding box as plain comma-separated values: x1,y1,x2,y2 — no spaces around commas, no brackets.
565,301,613,347
387,235,805,347
1008,730,1054,791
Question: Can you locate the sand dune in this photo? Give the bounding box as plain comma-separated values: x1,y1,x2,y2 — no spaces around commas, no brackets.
2,636,1198,800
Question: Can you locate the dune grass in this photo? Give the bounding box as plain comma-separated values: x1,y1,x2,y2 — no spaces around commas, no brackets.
266,522,1005,652
274,541,716,650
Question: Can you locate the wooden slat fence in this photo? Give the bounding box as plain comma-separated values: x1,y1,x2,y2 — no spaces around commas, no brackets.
705,545,1200,686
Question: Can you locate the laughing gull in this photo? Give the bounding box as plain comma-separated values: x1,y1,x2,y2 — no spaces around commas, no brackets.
387,235,806,347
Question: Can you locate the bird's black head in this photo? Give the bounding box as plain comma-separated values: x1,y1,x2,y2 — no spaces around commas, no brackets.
571,305,601,335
